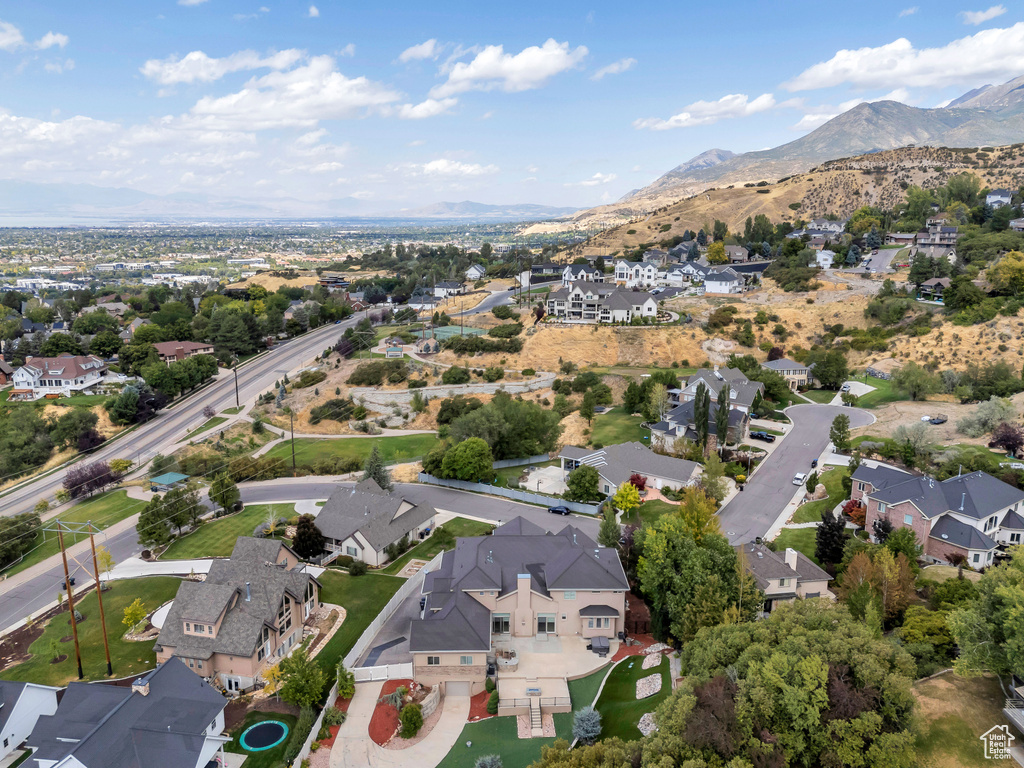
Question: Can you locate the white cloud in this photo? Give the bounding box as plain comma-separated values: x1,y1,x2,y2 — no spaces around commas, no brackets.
633,92,775,130
36,32,68,50
419,158,499,176
178,0,210,5
338,43,356,57
399,39,440,63
899,6,919,16
189,55,401,129
234,7,269,21
308,5,319,18
792,113,836,131
140,49,304,85
430,39,587,98
566,172,616,187
396,97,457,119
961,5,1006,25
44,58,74,74
408,139,426,146
591,57,636,80
785,22,1024,90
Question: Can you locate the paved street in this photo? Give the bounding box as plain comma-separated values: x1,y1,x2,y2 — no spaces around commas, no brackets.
717,403,874,544
456,278,559,316
0,317,357,519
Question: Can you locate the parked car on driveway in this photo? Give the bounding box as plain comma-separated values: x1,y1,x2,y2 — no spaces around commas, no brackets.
750,431,776,443
793,472,807,486
930,415,948,425
840,383,851,392
548,505,570,516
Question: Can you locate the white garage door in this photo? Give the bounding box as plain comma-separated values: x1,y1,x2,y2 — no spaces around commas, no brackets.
445,681,471,697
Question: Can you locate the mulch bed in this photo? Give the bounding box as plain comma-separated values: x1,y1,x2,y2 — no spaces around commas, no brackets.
318,695,353,748
368,679,412,746
611,633,658,662
223,695,301,733
0,586,99,670
468,690,494,722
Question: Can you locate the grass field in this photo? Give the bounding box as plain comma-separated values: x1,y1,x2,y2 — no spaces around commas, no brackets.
0,576,181,686
595,655,671,742
914,672,1006,768
314,571,403,685
852,375,904,409
622,499,679,527
160,504,294,560
4,491,139,578
187,416,228,437
264,434,437,467
792,467,849,524
771,528,819,565
590,408,649,446
802,389,837,404
0,391,110,409
224,711,299,768
436,667,607,768
380,517,494,575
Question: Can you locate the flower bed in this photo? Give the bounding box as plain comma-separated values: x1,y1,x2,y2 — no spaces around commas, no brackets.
317,695,353,749
468,689,495,722
368,679,413,746
636,673,663,700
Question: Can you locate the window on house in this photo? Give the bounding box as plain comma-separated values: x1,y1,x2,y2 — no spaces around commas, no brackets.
460,656,473,665
188,659,195,668
197,660,203,669
426,656,440,666
185,622,191,632
346,546,358,556
878,503,887,514
1012,533,1021,543
564,590,576,600
588,618,594,629
780,578,790,588
904,514,913,525
973,554,980,563
208,625,213,635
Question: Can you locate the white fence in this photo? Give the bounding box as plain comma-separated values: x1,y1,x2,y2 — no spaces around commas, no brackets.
418,473,602,515
353,662,414,682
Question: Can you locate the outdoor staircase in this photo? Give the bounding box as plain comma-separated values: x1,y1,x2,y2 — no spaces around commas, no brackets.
530,698,543,737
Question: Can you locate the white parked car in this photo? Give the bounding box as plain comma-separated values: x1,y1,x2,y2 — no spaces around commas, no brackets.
840,383,851,392
793,472,807,486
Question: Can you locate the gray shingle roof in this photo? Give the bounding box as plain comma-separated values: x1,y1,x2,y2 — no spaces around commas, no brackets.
578,604,619,617
0,681,28,735
868,470,1024,521
662,400,745,438
1002,509,1024,530
736,542,831,590
559,441,700,488
26,657,225,768
155,538,316,660
410,517,628,652
760,358,809,373
316,479,437,552
685,368,763,409
929,515,998,551
851,463,913,492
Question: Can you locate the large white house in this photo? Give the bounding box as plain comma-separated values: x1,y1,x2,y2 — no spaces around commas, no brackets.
10,354,107,400
703,267,744,294
562,264,603,286
614,260,660,288
546,283,657,323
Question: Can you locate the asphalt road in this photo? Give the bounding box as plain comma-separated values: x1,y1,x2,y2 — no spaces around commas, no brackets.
0,481,598,635
717,403,874,544
0,317,358,519
456,279,559,316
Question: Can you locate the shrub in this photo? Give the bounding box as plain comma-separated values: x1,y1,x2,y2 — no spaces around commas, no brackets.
486,689,499,714
309,398,354,425
408,379,428,389
347,360,409,386
323,706,347,727
399,702,423,738
572,706,602,745
485,677,496,693
441,366,472,385
444,335,523,355
488,323,523,338
492,305,519,320
482,367,504,382
285,707,317,764
349,561,368,576
294,370,327,389
475,756,503,768
337,662,356,699
522,368,536,376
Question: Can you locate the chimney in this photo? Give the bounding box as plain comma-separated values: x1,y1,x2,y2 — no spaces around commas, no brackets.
245,582,251,602
784,548,799,571
131,679,150,696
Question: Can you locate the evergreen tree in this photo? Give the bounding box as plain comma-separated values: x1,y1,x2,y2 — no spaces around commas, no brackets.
694,382,710,451
137,495,173,549
597,508,621,548
622,381,643,414
292,514,326,560
209,472,240,514
829,413,851,453
908,251,933,287
714,384,730,452
579,390,596,425
815,507,848,564
362,445,393,491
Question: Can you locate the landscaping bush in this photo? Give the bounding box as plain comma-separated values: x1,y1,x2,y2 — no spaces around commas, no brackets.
441,366,471,385
349,561,368,576
572,706,602,745
285,707,317,764
399,702,423,738
475,756,503,768
309,456,363,475
293,369,328,389
486,689,499,714
485,677,496,693
347,360,409,386
309,398,354,425
521,368,536,377
323,706,347,727
492,305,519,320
444,335,523,355
488,323,523,338
408,379,428,389
482,366,504,382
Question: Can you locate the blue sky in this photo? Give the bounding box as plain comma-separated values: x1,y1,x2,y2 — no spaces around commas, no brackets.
1,1,1023,211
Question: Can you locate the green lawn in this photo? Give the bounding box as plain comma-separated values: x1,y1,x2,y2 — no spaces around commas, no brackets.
187,416,228,437
0,576,181,686
622,499,679,527
802,389,837,404
4,491,139,578
590,408,649,447
588,365,696,378
595,655,671,742
914,673,1006,768
0,391,110,409
160,504,294,560
222,406,243,415
263,434,437,467
792,467,849,524
850,375,904,409
380,517,494,575
437,667,608,768
315,571,403,686
771,528,820,565
224,711,298,768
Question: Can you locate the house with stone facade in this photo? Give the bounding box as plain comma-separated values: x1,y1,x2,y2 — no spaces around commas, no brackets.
545,283,657,324
855,464,1024,567
154,538,321,694
409,517,629,697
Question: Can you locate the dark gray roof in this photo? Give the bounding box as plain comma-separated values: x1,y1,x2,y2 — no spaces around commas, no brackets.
559,441,699,488
436,281,463,289
0,681,28,734
760,358,809,373
155,537,316,659
26,657,225,768
684,368,763,409
851,463,913,492
929,515,997,551
662,400,745,437
579,604,619,617
316,479,437,552
601,291,655,311
868,470,1024,521
410,517,628,653
736,542,831,590
1002,509,1024,530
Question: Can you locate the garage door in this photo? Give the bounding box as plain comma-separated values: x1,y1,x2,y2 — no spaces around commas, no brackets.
445,681,471,697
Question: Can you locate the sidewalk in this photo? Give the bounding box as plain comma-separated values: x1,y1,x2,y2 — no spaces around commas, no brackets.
329,682,470,768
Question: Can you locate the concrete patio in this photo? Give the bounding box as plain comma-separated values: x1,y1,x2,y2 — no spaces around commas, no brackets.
517,465,568,495
493,635,617,682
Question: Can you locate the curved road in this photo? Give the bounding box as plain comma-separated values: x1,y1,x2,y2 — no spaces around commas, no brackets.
0,317,360,519
456,278,560,316
717,403,874,543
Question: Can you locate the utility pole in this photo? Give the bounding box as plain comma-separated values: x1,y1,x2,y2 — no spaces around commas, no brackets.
56,523,84,680
290,409,296,477
232,358,240,410
89,529,112,676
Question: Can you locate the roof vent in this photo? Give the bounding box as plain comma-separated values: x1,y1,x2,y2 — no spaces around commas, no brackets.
941,534,949,540
960,492,966,512
757,552,763,559
245,582,251,602
486,550,492,564
928,477,934,488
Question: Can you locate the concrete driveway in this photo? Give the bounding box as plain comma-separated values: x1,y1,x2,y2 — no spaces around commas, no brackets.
330,682,470,768
718,404,874,543
826,380,876,405
356,590,421,667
